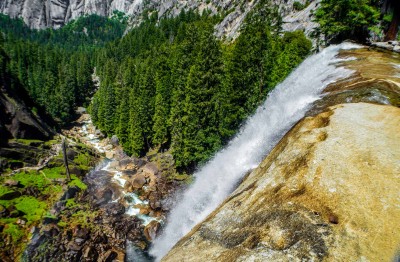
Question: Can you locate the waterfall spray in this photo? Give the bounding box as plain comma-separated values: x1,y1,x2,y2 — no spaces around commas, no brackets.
149,43,361,260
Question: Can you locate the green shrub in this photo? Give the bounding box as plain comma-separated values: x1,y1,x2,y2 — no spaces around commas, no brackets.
293,1,305,11
3,223,24,243
314,0,380,42
14,196,47,223
68,176,87,190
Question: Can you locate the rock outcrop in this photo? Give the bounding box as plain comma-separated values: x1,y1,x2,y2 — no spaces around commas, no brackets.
0,0,319,40
162,47,400,261
0,85,54,144
163,103,400,261
0,81,55,171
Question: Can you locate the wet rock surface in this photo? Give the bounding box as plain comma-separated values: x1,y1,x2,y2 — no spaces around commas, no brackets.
163,103,400,262
371,41,400,53
307,46,400,116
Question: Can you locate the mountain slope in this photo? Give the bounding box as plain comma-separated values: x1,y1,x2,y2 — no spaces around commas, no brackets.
0,0,318,39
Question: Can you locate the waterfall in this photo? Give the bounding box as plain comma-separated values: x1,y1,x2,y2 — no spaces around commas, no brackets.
150,43,361,260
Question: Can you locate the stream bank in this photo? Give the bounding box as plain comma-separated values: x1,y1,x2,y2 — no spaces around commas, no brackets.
23,112,184,261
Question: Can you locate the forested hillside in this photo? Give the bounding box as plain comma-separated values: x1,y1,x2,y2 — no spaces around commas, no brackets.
0,14,127,123
90,5,312,169
3,0,397,170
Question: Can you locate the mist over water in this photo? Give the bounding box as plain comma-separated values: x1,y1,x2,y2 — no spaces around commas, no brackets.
150,43,361,260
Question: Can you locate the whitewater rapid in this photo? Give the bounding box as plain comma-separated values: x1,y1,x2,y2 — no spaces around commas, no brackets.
150,43,361,260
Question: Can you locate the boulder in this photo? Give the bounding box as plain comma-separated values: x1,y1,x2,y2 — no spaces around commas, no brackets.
95,130,103,137
148,192,161,210
76,107,86,114
0,83,54,141
118,157,146,171
60,186,80,201
93,188,113,207
122,169,137,177
74,237,85,245
110,135,119,147
134,204,150,215
73,226,89,240
69,166,82,176
102,202,125,216
66,149,78,160
67,241,82,252
105,151,114,159
42,225,59,237
108,161,119,170
117,158,136,171
3,180,20,187
98,250,117,262
163,103,400,262
130,174,147,189
144,220,160,241
141,163,158,176
83,246,98,260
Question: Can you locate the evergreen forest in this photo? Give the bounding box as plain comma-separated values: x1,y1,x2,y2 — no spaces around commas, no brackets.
90,7,312,169
1,4,313,170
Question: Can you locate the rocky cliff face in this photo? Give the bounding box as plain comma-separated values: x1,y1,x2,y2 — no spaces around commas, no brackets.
162,47,400,261
0,85,54,143
0,83,55,170
0,0,318,39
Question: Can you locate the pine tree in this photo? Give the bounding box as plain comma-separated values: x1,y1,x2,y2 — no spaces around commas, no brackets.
152,72,170,146
181,26,223,167
116,87,131,150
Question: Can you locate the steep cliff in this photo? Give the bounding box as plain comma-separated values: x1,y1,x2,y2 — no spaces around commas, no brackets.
161,47,400,261
0,0,318,39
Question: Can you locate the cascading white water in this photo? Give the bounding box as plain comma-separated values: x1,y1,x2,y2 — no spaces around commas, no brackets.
150,43,361,260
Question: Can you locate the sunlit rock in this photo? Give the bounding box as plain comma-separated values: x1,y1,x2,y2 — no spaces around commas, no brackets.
163,103,400,261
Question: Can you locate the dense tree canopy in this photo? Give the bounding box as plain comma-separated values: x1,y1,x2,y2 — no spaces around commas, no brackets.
90,7,312,169
0,14,127,123
0,4,312,170
314,0,380,42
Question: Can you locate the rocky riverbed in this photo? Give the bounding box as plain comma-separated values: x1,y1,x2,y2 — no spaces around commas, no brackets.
23,112,184,261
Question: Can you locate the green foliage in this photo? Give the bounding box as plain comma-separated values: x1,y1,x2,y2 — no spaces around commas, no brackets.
57,221,67,227
0,141,94,259
0,185,13,198
65,198,78,208
90,6,311,168
383,12,394,23
68,176,88,190
1,3,312,171
3,223,24,243
14,196,47,223
9,139,43,146
12,168,64,189
0,14,126,124
0,14,127,49
314,0,380,42
293,1,305,11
